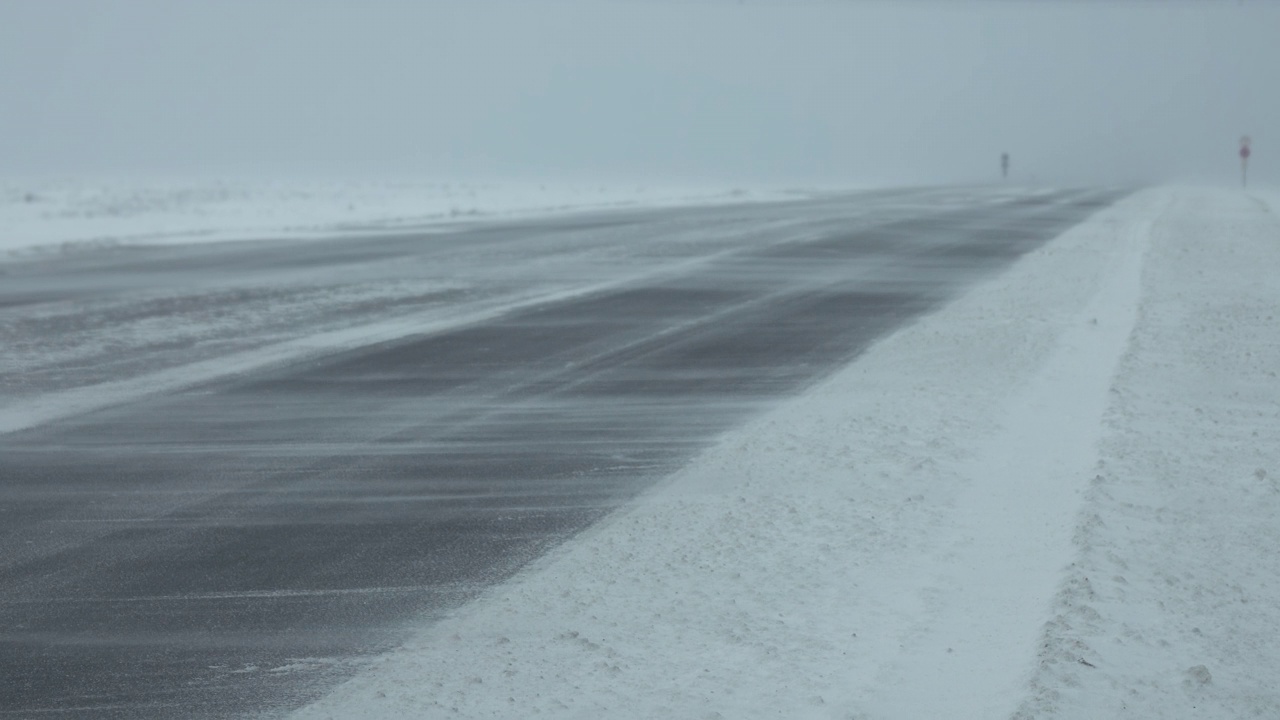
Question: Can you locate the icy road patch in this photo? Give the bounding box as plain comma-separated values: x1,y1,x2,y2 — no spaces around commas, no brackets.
289,187,1280,720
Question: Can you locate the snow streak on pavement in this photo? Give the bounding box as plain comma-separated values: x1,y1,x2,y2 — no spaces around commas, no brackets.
0,187,982,434
292,188,1280,720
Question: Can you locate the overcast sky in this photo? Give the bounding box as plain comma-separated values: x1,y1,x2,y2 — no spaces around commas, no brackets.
0,0,1274,186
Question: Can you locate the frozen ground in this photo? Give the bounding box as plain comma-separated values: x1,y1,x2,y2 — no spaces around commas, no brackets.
0,177,805,259
290,186,1280,719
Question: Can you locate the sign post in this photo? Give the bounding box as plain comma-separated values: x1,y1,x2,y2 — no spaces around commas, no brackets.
1240,136,1252,188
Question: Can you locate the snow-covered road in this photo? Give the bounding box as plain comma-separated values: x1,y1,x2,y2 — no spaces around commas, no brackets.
0,186,988,432
289,187,1280,720
2,186,1115,718
6,185,1277,719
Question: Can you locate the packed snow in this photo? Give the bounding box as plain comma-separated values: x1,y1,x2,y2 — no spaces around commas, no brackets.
0,178,801,259
287,187,1280,719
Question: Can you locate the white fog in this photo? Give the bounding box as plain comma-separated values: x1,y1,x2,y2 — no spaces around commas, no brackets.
3,3,1279,719
0,0,1275,186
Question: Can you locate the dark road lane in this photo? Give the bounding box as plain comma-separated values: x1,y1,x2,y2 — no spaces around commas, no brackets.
0,189,1124,718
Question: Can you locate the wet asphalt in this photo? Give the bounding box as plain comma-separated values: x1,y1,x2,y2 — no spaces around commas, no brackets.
0,188,1124,717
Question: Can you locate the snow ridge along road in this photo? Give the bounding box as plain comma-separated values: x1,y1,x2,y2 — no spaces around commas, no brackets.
854,192,1155,717
293,188,1280,720
1016,190,1280,719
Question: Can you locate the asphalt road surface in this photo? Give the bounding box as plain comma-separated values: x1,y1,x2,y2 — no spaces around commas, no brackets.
0,188,1124,718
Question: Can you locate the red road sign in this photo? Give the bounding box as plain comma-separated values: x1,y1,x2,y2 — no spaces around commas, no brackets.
1241,146,1252,160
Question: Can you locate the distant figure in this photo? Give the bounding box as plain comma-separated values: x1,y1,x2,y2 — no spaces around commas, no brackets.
1001,152,1010,180
1240,136,1252,188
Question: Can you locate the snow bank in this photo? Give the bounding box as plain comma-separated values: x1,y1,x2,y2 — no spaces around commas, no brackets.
0,178,801,259
288,188,1280,719
1016,189,1280,718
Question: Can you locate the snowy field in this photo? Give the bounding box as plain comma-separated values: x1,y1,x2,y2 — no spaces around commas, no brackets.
287,186,1280,719
0,178,803,259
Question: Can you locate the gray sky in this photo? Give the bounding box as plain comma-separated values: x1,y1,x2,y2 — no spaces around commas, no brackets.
0,0,1275,186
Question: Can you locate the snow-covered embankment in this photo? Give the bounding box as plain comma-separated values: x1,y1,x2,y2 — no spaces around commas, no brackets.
292,188,1280,719
1016,190,1280,718
0,178,792,259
